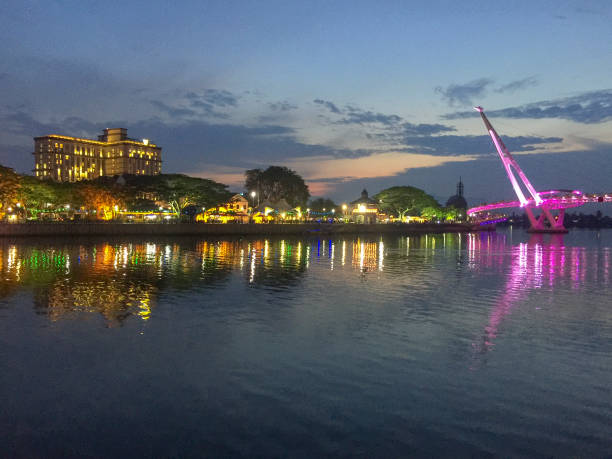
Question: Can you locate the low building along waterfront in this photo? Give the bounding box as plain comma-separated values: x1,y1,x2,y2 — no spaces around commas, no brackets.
350,189,379,223
34,128,162,181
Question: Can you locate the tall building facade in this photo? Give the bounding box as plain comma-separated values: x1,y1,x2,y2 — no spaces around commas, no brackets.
33,128,162,181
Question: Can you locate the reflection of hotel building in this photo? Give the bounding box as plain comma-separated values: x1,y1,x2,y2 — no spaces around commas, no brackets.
33,128,162,182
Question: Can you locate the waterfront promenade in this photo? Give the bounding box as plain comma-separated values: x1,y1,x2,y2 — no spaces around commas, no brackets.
0,222,474,237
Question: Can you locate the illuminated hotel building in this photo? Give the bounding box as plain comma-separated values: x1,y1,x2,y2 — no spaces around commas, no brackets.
33,128,162,181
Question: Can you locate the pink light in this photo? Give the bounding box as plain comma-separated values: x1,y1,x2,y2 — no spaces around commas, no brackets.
488,130,529,206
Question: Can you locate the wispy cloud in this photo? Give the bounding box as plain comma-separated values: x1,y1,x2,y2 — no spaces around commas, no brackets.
435,78,494,106
337,108,402,126
400,134,563,156
443,89,612,124
150,100,198,119
495,76,538,93
313,98,341,114
268,101,297,111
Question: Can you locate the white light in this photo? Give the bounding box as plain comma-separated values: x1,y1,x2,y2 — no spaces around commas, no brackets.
143,139,149,145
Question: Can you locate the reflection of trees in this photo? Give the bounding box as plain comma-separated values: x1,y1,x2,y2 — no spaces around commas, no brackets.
0,237,318,323
33,279,156,326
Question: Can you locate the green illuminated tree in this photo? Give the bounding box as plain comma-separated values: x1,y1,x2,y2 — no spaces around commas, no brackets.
374,186,441,220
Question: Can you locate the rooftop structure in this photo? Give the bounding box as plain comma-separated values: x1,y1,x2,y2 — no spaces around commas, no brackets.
33,128,162,182
350,189,379,223
446,178,467,210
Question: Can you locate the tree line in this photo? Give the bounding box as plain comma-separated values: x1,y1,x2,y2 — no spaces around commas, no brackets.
1,163,461,221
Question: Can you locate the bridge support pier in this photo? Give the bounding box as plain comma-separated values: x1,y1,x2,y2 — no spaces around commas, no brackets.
525,208,568,233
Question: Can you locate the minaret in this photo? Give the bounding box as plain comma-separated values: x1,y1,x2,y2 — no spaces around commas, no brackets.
457,177,464,197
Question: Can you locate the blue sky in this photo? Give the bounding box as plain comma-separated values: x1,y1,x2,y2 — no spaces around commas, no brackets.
1,0,611,207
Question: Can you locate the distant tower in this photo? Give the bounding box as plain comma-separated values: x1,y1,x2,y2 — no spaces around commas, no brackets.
446,177,467,210
456,177,464,198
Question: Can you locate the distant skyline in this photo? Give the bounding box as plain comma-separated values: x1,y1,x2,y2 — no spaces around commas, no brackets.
1,0,611,206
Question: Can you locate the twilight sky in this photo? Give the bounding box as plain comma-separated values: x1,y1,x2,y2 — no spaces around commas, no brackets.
1,0,611,206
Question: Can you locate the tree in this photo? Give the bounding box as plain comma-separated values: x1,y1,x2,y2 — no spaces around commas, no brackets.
159,174,231,216
245,166,309,208
374,186,441,220
18,176,72,218
77,184,123,220
0,165,21,212
90,173,232,216
421,206,444,220
308,197,337,212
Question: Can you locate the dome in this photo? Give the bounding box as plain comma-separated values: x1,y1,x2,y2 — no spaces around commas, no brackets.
446,178,467,209
446,194,467,209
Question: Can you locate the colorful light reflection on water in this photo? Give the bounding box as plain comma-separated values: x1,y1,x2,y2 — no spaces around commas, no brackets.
0,231,611,456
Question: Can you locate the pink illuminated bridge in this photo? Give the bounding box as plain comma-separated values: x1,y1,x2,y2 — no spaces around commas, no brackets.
468,107,612,233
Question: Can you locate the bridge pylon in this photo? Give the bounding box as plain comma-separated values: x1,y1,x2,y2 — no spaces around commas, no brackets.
474,107,568,233
524,207,568,233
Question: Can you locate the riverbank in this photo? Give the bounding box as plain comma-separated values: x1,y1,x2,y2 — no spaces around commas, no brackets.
0,222,479,237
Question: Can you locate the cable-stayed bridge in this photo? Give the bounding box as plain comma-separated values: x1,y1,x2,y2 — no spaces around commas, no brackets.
467,107,611,233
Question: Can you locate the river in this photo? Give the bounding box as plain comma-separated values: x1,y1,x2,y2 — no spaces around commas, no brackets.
0,230,610,457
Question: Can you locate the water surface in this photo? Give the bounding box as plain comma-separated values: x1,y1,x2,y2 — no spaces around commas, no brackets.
1,230,611,457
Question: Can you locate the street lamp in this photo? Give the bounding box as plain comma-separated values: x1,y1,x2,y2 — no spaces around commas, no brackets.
250,191,256,208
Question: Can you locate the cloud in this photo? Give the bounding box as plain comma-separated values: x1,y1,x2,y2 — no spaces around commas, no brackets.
399,122,455,136
151,90,242,120
268,101,298,111
2,110,100,138
285,152,480,187
443,89,612,123
400,134,563,156
312,99,406,127
150,100,198,119
495,76,538,93
186,89,239,108
435,78,494,106
337,108,402,126
313,99,341,114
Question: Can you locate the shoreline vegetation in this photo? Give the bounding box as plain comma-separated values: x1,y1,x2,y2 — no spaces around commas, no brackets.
0,222,479,238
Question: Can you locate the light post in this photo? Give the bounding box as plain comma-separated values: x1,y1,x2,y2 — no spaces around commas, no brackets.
250,191,257,210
